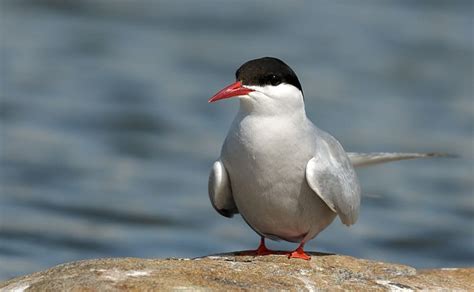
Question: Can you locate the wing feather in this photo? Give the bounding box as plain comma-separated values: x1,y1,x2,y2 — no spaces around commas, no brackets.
306,133,361,226
208,160,238,218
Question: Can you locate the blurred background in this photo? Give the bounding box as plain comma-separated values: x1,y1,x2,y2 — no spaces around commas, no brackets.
1,0,473,281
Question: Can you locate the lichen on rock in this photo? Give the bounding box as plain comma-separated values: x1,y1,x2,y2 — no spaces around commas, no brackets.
0,252,472,291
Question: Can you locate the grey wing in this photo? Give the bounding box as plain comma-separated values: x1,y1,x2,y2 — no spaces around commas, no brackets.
347,152,452,167
306,134,361,226
208,160,238,218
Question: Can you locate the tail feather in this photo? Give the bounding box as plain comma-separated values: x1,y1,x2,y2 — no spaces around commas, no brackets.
347,152,454,168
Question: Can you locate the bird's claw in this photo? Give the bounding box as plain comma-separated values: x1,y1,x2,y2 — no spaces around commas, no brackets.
288,246,311,260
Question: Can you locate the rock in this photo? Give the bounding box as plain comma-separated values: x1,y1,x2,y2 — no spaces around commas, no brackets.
0,252,472,291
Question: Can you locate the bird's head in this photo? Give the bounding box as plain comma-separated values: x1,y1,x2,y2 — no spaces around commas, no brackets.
209,57,305,116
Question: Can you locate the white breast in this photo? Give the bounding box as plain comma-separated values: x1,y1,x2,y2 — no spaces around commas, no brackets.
220,108,336,242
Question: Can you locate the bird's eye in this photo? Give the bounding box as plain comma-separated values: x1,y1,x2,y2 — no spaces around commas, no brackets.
268,74,280,86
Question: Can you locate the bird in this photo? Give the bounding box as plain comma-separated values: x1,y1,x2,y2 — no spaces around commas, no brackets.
208,57,445,260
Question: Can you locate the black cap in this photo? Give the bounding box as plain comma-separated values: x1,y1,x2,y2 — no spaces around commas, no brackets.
235,57,303,92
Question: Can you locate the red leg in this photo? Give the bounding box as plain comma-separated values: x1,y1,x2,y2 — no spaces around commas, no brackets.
239,237,275,256
288,242,311,260
255,237,272,255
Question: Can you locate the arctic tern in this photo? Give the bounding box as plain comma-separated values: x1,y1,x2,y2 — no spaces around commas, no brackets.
208,57,443,260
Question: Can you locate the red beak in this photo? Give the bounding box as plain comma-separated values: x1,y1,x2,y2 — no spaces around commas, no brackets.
208,81,254,103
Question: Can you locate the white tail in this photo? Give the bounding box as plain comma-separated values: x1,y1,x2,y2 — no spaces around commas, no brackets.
347,152,454,168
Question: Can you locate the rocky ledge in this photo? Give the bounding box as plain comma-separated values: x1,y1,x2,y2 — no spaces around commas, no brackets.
1,252,472,291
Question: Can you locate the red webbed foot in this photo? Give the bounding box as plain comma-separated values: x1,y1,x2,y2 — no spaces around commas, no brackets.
238,237,281,256
288,243,311,260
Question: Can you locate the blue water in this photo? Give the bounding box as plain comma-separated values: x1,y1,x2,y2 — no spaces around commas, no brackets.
1,0,473,280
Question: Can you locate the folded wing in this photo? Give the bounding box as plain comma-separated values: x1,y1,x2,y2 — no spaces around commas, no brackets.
306,133,361,226
208,160,238,218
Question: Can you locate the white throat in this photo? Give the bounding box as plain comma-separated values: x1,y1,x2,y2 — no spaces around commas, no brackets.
238,83,306,118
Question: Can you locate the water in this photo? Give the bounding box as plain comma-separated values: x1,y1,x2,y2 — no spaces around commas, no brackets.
1,0,473,280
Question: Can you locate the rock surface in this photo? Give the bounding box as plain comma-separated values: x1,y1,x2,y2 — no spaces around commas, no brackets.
1,252,472,291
